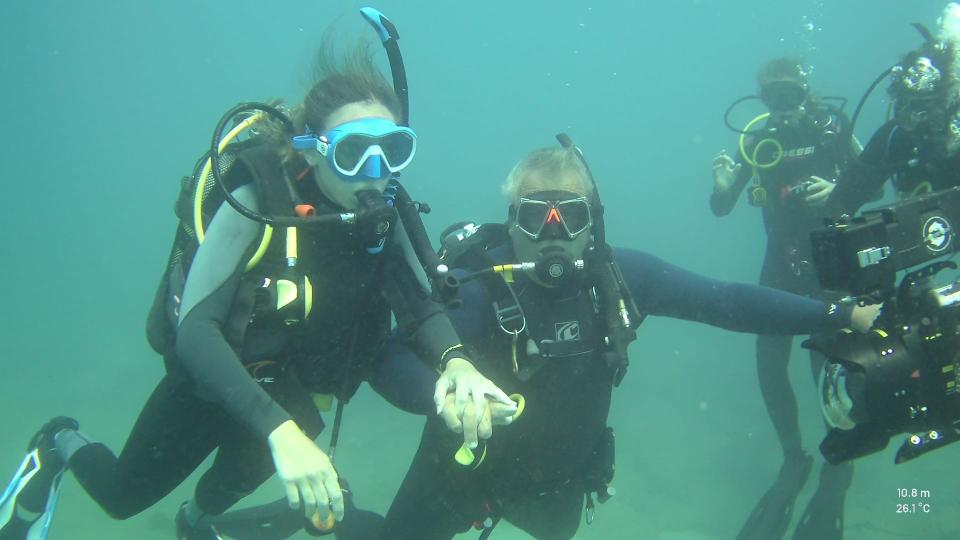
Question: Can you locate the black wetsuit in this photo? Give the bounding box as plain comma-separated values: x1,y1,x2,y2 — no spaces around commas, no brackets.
831,120,960,212
712,108,854,295
59,152,463,520
712,109,854,456
711,108,859,539
370,243,852,540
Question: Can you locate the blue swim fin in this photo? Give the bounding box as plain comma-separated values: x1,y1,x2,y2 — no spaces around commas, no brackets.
0,448,65,540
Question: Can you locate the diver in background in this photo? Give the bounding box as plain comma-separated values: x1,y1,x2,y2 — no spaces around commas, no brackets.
710,58,864,540
0,22,508,540
212,142,879,540
830,4,960,213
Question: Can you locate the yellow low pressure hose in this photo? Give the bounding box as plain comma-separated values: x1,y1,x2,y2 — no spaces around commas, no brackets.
193,110,273,270
739,113,784,170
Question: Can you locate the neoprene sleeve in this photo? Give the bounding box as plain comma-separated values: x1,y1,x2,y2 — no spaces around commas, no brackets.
371,245,849,413
175,185,292,439
615,248,848,334
829,120,899,213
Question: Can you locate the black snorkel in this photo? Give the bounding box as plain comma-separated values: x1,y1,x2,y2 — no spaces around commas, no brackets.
361,7,409,125
555,133,641,386
360,7,460,306
848,67,897,149
556,133,605,245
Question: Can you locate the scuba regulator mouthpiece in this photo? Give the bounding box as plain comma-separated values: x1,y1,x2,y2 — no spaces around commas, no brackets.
354,189,396,252
534,247,585,288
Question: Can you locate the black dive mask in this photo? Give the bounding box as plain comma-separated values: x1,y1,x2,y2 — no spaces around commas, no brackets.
513,191,592,241
890,55,954,135
760,81,808,113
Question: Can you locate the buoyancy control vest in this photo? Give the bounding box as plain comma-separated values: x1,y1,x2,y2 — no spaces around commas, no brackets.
439,222,639,384
145,137,393,364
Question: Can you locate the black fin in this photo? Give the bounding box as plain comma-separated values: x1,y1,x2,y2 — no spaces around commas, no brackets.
736,454,814,540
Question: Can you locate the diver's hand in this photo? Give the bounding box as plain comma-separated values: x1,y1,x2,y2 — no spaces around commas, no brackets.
434,357,516,449
267,420,344,522
712,150,741,192
802,176,835,206
439,392,517,439
487,399,519,426
850,303,882,332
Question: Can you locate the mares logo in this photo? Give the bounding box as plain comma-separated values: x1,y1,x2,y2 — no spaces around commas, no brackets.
555,321,581,342
245,360,278,384
922,216,952,253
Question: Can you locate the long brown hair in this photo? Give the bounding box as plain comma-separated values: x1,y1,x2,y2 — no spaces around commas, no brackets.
264,37,401,162
300,38,401,133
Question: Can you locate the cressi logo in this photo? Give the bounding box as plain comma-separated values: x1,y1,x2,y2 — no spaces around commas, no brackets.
782,146,816,159
555,321,581,342
922,216,952,253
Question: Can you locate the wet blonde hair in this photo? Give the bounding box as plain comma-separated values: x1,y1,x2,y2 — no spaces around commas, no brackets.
501,147,594,203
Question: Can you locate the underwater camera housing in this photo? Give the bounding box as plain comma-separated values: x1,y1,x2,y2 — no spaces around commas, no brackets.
806,186,960,464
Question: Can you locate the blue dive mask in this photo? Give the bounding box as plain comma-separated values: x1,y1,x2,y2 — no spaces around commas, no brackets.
292,117,417,181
